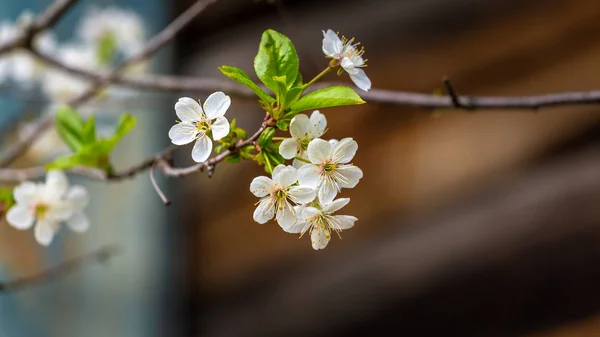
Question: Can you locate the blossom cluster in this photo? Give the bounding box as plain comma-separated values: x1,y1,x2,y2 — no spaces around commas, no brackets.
166,29,369,250
0,7,146,107
251,112,363,250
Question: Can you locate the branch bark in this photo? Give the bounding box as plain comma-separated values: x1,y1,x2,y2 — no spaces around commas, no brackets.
0,245,119,292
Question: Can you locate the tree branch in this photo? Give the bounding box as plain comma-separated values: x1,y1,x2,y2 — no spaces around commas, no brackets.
0,0,218,168
0,245,119,292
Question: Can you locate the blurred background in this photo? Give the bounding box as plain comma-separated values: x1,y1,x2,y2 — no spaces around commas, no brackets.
2,0,600,336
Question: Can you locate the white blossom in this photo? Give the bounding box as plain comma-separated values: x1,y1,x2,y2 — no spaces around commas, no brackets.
298,138,363,204
250,165,316,228
168,93,231,163
284,198,357,250
41,45,96,103
322,29,371,92
279,111,327,168
78,6,145,58
6,170,90,246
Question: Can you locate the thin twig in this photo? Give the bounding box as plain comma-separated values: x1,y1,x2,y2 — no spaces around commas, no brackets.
0,245,119,292
150,165,171,205
443,77,472,110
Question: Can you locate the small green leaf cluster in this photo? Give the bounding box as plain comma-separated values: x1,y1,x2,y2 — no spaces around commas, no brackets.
219,29,366,173
215,118,254,164
49,106,137,173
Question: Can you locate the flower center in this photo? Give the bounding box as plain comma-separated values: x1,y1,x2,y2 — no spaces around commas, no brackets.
195,119,211,133
34,203,49,219
299,137,311,151
321,162,338,174
340,35,367,67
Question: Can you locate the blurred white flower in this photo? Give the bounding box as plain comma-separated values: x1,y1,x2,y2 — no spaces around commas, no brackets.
169,93,231,163
0,13,57,86
298,138,363,204
284,198,357,250
78,6,145,59
6,170,90,246
41,45,96,103
322,29,371,91
279,111,327,168
250,165,316,228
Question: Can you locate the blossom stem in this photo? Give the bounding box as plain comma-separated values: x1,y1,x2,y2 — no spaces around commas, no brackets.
302,67,333,90
294,156,312,164
272,137,286,141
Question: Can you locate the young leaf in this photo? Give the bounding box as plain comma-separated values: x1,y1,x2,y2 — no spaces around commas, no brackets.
219,66,275,103
0,188,15,211
55,106,85,152
114,113,137,138
258,127,275,148
290,86,365,113
81,115,97,145
254,29,299,93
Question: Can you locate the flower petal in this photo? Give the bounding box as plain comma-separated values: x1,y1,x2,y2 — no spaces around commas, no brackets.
337,165,363,188
6,205,34,230
350,68,371,92
66,185,89,210
307,110,327,139
290,114,310,139
34,219,57,246
279,138,300,160
250,176,275,197
12,181,38,204
283,218,307,234
318,181,338,205
211,116,230,141
288,186,316,204
253,197,275,224
45,170,69,196
332,138,358,164
66,212,90,232
322,197,350,214
307,138,332,164
191,133,212,163
276,201,296,228
175,97,202,122
311,226,330,250
169,123,198,145
297,164,321,189
292,157,307,169
301,206,322,221
203,91,231,119
322,29,343,58
334,215,357,230
341,57,359,74
273,165,297,188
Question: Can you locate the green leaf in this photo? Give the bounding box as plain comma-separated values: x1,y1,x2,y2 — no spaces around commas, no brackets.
254,29,299,93
225,154,241,164
258,127,275,148
47,154,86,170
219,66,275,103
0,188,15,211
276,119,291,131
81,115,97,144
99,114,137,154
290,86,365,113
55,106,85,152
97,31,117,65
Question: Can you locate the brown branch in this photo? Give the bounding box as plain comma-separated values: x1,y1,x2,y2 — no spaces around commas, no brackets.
0,245,119,292
0,0,218,168
0,0,78,54
24,48,600,111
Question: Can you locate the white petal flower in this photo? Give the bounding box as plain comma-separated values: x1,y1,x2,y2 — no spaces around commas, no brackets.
286,198,357,250
298,138,363,204
279,111,327,168
250,165,316,229
169,93,231,163
78,6,145,58
41,45,96,103
6,170,91,246
321,29,371,91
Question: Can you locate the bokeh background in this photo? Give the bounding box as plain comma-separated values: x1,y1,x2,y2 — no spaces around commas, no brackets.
3,0,600,336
